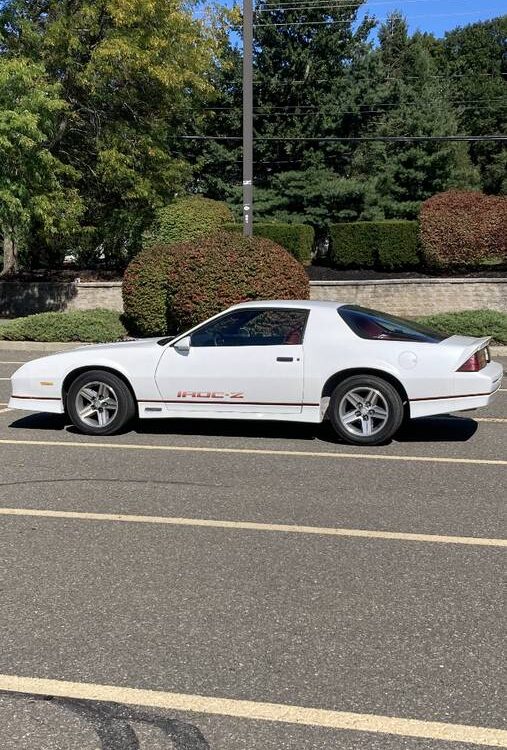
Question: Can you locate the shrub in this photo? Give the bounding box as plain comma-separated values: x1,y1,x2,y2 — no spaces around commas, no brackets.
225,223,314,264
143,196,234,248
329,221,419,269
420,191,507,269
123,231,309,336
376,221,419,270
329,222,377,268
416,309,507,345
0,309,126,342
122,244,174,338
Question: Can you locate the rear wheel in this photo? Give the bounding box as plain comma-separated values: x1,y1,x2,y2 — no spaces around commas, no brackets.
329,375,404,446
67,370,135,436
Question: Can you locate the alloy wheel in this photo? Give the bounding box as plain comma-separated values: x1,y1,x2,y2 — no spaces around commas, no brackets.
338,387,389,437
75,381,119,428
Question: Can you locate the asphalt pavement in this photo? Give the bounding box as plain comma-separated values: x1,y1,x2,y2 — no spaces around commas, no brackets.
0,349,505,749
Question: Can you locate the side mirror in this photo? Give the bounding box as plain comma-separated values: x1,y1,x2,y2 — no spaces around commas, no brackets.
173,335,191,354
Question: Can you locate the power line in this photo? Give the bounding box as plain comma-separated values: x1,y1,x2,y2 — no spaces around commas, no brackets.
253,72,506,83
180,134,507,141
260,0,444,7
254,10,501,26
258,0,432,11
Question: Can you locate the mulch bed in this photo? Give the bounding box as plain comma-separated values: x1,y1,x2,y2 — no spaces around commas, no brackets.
306,265,507,281
1,269,123,282
3,266,506,283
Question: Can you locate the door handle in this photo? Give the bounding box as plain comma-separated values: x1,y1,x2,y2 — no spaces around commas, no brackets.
276,356,293,362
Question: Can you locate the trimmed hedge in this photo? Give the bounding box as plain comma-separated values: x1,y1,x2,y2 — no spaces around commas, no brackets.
329,221,419,270
329,222,377,268
143,196,234,248
376,221,420,270
416,309,507,345
0,309,126,342
123,231,309,336
225,223,314,264
420,191,507,269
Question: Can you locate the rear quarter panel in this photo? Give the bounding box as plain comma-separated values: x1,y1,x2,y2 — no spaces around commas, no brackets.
302,308,456,403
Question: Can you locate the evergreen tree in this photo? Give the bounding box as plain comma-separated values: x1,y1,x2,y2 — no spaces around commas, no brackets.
352,13,480,219
441,17,507,194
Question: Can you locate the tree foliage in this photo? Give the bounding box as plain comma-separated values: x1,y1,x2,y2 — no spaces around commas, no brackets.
0,58,83,273
191,9,504,231
0,0,220,267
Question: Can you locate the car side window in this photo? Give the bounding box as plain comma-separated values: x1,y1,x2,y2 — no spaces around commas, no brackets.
191,309,309,347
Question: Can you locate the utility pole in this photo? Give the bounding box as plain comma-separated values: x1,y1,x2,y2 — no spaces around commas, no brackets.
242,0,253,237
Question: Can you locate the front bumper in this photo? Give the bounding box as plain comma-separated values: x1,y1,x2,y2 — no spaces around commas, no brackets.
8,395,65,414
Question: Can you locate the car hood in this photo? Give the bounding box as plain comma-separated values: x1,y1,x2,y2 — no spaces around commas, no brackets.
67,337,163,355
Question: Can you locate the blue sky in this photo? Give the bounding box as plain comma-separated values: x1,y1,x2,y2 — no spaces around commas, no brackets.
355,0,506,37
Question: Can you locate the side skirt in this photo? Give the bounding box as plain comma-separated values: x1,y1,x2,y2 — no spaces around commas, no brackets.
137,403,323,423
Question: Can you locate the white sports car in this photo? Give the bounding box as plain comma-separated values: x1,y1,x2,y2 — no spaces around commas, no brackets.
9,301,503,445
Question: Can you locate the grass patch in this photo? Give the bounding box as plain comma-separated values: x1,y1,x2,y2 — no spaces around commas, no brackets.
417,309,507,345
0,309,127,343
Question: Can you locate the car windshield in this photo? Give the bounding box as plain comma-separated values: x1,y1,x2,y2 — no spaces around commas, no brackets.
338,305,448,343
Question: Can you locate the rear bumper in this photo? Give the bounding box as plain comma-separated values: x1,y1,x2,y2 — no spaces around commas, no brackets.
410,361,503,419
8,396,64,414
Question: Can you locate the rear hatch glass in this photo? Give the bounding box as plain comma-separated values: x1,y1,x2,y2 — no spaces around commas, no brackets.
338,305,448,343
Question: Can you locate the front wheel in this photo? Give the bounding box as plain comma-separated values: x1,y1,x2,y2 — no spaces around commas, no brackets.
329,375,404,446
67,370,135,436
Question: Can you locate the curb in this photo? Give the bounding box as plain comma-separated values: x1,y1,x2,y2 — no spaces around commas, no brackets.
1,340,506,356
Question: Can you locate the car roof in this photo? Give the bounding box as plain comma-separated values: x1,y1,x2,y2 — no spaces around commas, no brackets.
228,300,345,311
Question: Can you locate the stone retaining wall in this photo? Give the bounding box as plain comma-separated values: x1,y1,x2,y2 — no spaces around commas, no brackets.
309,278,507,316
1,278,506,318
0,281,123,318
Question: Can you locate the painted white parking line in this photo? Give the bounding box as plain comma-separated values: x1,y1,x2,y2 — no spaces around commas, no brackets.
0,437,507,467
0,675,505,746
0,507,504,547
0,408,11,414
475,417,507,423
0,377,11,380
0,361,25,364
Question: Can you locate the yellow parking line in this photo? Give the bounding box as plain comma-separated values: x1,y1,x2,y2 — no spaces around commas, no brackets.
0,507,504,547
0,437,506,467
0,674,505,746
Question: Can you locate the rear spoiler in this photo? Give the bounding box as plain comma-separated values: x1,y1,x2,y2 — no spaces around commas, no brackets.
445,335,492,370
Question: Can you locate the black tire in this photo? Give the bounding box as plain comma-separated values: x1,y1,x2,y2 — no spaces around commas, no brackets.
329,374,404,446
66,370,136,436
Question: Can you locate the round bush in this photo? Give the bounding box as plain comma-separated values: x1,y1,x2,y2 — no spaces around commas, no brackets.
143,196,234,247
420,191,507,268
123,231,310,336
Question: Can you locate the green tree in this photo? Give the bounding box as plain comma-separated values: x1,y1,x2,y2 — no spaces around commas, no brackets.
0,0,219,267
352,13,480,218
442,17,507,194
0,57,83,274
193,0,378,231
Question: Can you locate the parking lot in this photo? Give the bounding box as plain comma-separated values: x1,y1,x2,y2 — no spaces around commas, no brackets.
0,347,505,749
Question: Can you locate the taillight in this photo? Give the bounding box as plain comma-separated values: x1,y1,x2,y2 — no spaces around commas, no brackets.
458,348,488,372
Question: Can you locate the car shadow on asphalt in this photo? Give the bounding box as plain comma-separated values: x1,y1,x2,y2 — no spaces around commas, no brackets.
395,415,478,443
7,412,478,444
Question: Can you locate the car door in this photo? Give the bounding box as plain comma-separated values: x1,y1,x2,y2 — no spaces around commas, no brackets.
155,307,309,415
